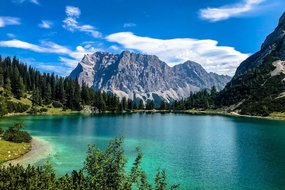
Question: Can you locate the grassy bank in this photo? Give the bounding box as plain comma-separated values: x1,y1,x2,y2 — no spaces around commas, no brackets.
178,109,285,121
3,102,285,121
0,139,31,164
267,112,285,120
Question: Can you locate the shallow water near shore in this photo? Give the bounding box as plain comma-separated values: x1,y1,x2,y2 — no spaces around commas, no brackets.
1,113,285,190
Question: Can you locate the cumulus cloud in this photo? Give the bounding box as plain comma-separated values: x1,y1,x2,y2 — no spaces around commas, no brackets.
0,39,101,73
106,32,249,75
63,6,102,38
200,0,264,22
0,16,21,27
123,23,136,28
38,20,53,29
66,6,81,17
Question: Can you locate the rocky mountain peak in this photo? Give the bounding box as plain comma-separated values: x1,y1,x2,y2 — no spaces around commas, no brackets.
217,12,285,115
235,12,285,76
70,51,231,104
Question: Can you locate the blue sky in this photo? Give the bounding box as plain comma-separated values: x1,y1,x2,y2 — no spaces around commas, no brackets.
0,0,284,76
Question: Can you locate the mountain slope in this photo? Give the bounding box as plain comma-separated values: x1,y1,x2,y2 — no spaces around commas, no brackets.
70,51,231,104
217,12,285,116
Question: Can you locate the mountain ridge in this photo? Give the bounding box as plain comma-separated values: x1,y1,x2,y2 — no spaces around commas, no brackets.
234,12,285,77
217,12,285,115
70,51,231,104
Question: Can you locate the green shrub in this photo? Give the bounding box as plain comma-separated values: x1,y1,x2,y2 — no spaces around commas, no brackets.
27,107,38,114
52,101,63,108
39,108,48,113
0,128,3,135
3,130,32,143
7,101,30,113
2,123,32,143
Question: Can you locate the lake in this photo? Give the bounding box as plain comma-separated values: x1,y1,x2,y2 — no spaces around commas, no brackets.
0,113,285,190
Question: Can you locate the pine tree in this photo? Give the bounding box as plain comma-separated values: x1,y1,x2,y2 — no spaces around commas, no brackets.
159,100,167,110
0,67,4,87
146,100,155,110
122,97,127,111
14,77,25,99
81,83,90,105
138,99,144,109
0,96,7,116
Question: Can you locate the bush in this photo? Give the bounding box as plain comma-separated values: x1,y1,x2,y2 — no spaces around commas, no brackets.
2,123,32,143
7,101,30,113
0,128,3,135
39,108,48,113
52,101,63,108
27,107,38,114
3,130,32,143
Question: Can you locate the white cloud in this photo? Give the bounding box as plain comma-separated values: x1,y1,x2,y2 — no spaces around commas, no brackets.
0,40,45,52
0,40,70,54
13,0,40,5
0,39,101,73
63,6,102,38
0,16,21,27
123,23,136,28
106,32,249,75
66,6,81,17
200,0,264,22
38,20,53,29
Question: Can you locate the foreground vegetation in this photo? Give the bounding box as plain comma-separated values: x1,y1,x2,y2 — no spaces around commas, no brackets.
0,138,179,190
0,123,32,163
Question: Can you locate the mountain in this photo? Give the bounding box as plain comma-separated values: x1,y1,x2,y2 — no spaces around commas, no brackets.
217,12,285,116
70,51,231,104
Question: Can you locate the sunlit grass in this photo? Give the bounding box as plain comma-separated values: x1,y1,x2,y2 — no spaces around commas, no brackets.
0,139,31,163
9,96,32,106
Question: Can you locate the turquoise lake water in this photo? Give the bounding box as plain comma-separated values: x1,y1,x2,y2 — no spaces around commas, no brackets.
1,113,285,190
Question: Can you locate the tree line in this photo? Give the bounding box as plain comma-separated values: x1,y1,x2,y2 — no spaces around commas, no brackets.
0,56,141,115
2,55,279,116
158,86,218,111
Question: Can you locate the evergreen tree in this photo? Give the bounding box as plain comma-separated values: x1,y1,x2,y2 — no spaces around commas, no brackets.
0,96,7,116
138,99,144,110
146,100,155,110
81,83,90,105
159,100,167,110
14,77,25,99
4,77,11,92
121,97,127,111
0,67,4,87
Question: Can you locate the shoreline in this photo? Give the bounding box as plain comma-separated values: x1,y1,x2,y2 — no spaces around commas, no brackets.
2,137,53,166
2,109,285,121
